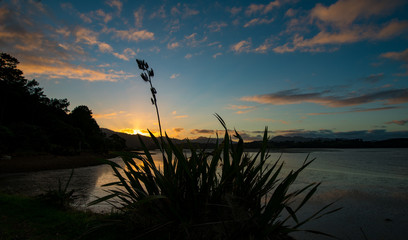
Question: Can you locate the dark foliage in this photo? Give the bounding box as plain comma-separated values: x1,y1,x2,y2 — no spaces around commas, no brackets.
0,52,126,155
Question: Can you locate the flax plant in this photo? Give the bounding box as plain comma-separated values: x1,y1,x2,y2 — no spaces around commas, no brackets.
89,61,340,239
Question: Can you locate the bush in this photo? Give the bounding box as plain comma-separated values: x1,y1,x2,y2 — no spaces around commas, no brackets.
90,115,338,240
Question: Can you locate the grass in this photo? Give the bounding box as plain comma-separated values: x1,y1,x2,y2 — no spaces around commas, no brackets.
0,193,133,240
90,114,340,240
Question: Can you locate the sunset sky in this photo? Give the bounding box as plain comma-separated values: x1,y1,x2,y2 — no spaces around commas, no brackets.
2,0,408,141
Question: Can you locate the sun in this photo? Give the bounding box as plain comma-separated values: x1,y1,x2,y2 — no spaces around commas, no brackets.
119,128,150,136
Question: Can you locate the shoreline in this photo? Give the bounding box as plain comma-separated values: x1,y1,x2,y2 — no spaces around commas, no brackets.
0,152,110,174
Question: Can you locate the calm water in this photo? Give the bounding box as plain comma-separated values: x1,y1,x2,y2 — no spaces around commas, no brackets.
0,148,407,240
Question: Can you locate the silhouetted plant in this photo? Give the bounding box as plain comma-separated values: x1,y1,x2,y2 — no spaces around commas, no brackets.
136,59,163,141
90,61,340,239
38,169,78,209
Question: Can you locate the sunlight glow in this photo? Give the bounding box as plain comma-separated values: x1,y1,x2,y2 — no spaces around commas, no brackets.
119,128,150,136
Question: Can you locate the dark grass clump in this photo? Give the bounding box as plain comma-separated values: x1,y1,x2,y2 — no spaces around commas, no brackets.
90,116,339,240
90,59,339,239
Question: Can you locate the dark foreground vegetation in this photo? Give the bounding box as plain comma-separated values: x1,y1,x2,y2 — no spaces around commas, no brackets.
0,53,126,158
0,193,132,240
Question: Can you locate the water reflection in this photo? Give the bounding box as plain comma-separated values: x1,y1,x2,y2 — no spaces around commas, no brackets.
0,149,407,239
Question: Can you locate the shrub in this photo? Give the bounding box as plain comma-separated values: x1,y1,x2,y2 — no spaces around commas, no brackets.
90,115,338,240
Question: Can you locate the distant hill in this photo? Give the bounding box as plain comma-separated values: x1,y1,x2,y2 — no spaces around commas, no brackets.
101,128,408,149
101,128,186,149
101,128,156,149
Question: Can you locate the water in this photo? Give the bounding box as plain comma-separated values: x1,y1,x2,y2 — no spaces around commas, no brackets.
0,148,407,240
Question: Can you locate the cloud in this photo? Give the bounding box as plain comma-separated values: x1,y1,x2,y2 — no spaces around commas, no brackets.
167,42,180,49
385,119,408,126
185,53,192,59
174,115,188,119
227,6,242,15
150,5,166,19
93,111,125,119
274,0,408,53
269,129,408,141
285,8,296,17
243,17,274,27
362,73,384,83
134,7,144,28
95,9,112,23
231,40,251,53
310,0,402,28
191,129,215,135
113,29,154,41
171,3,199,18
112,48,137,61
308,106,401,115
106,0,122,14
226,105,257,114
75,27,114,53
381,48,408,75
185,33,208,47
20,58,133,82
213,52,222,58
227,105,256,110
381,48,408,62
173,128,184,133
241,88,408,107
208,22,228,32
246,1,280,15
170,73,180,79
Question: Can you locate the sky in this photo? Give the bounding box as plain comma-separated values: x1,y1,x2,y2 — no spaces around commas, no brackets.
1,0,408,141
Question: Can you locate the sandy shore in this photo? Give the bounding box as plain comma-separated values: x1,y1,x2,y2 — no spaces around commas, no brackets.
0,153,109,173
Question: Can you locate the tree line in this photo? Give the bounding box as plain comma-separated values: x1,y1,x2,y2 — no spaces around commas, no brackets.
0,53,125,155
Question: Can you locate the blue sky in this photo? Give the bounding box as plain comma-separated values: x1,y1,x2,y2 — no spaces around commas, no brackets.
1,0,408,140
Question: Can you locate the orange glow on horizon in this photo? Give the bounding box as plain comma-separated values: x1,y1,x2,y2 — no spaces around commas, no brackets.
118,128,151,136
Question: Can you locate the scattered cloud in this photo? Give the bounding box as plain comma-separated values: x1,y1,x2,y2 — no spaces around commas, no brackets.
241,88,408,107
385,119,408,125
246,1,280,16
191,129,214,135
173,128,184,133
20,58,133,82
93,111,126,119
106,0,122,14
227,105,257,114
171,3,199,18
285,8,296,17
112,48,137,61
170,73,180,79
185,33,208,47
174,115,188,119
273,0,408,53
310,0,402,28
185,53,193,59
362,73,384,83
381,48,408,75
150,5,166,19
227,6,242,16
95,9,112,23
213,52,222,58
133,7,144,28
167,42,180,49
243,17,274,28
112,29,154,41
308,106,401,115
268,129,408,141
208,22,228,32
227,105,256,110
231,39,252,53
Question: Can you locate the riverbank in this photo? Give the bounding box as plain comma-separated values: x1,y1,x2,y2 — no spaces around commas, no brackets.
0,193,127,240
0,152,110,174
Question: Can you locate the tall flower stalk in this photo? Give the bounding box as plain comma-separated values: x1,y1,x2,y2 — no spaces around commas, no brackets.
136,59,163,144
